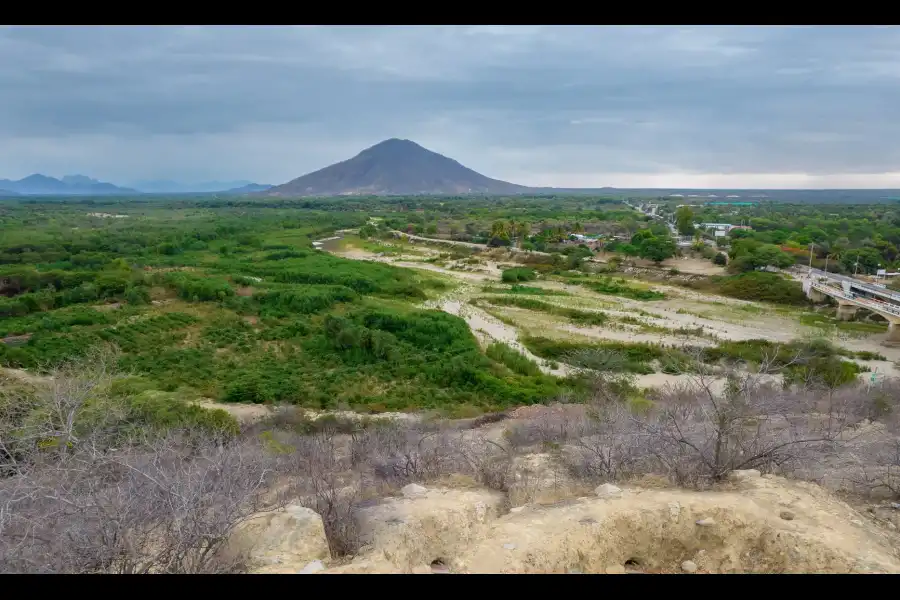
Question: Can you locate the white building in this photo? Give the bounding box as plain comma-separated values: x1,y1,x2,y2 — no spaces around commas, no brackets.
700,223,733,231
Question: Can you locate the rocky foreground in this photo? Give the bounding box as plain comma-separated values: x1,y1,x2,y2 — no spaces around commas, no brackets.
228,468,900,574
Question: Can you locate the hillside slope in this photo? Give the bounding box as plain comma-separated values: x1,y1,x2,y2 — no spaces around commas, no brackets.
266,138,531,197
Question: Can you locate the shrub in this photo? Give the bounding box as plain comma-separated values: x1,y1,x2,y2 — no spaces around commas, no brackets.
501,268,538,283
714,272,807,305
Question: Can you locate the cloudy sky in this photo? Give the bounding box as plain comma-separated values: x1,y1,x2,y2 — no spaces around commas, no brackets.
2,25,899,189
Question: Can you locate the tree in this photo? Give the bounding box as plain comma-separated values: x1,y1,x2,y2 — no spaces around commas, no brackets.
675,206,696,236
840,247,882,274
637,235,677,264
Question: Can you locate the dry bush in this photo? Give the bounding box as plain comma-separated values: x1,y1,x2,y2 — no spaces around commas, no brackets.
543,354,895,489
504,411,580,450
0,433,281,573
564,403,654,482
0,348,121,477
269,426,363,557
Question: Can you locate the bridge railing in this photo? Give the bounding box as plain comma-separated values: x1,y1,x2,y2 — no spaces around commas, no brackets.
810,282,900,317
807,267,900,304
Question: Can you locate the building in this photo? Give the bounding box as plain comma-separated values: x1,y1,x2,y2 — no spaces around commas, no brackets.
699,223,733,231
699,223,753,232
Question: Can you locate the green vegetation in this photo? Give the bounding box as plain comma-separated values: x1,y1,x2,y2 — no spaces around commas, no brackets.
478,296,607,326
727,239,795,273
480,284,570,296
559,274,666,301
0,198,572,415
715,272,807,305
799,312,888,334
679,271,807,306
522,334,864,386
631,229,678,263
654,199,900,275
501,267,538,283
675,206,696,236
1,193,892,418
485,342,543,376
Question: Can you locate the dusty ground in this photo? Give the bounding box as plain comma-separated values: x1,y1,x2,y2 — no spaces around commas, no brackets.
247,471,900,574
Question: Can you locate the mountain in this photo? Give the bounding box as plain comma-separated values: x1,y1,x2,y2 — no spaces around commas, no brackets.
0,174,137,196
132,180,265,194
222,183,273,195
266,138,532,197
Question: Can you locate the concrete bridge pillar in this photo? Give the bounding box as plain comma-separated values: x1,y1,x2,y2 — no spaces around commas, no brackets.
886,319,900,344
835,301,860,321
807,287,828,303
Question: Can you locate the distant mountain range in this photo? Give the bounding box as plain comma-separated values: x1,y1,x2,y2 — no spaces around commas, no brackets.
0,175,272,196
131,180,272,194
265,138,530,197
3,149,898,203
0,174,138,196
219,183,273,194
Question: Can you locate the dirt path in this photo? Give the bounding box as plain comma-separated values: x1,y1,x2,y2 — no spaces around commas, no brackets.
392,231,552,257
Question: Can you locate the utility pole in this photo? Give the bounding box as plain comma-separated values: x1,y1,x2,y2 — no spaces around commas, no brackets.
824,253,829,274
854,251,860,277
808,243,814,272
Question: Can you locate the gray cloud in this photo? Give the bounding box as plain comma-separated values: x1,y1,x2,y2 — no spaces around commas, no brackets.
2,25,900,188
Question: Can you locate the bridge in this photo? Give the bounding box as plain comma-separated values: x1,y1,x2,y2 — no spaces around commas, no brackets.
802,267,900,343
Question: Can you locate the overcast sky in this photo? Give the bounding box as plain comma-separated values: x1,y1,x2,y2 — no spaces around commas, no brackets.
2,25,899,189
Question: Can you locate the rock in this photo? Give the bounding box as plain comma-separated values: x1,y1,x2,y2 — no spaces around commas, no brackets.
890,502,900,510
728,469,761,481
327,476,900,574
411,565,432,574
354,487,505,570
595,483,623,499
681,560,698,573
668,501,681,519
503,543,517,550
567,568,583,574
298,560,325,574
509,453,579,506
226,504,329,569
779,510,795,521
728,469,762,481
401,483,428,499
510,506,525,514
